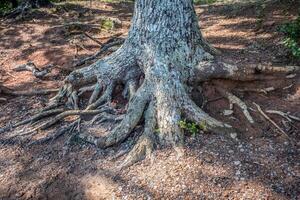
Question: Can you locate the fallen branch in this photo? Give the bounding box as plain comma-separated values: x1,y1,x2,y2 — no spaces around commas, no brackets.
13,62,54,78
253,102,290,139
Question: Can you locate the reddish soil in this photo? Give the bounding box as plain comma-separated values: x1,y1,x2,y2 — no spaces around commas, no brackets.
0,1,299,199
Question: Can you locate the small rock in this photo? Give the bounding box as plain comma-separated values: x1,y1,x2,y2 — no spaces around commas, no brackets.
230,133,237,139
223,110,234,116
234,161,241,166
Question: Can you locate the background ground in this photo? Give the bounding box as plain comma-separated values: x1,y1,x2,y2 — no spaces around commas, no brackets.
0,0,299,199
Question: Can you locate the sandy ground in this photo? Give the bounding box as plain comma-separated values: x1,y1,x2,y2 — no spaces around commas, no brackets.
0,1,299,199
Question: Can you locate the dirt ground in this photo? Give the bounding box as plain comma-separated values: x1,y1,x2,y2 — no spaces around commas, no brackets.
0,1,299,199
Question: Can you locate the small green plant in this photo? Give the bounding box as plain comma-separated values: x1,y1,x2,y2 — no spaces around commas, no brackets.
179,119,207,137
279,15,300,58
101,18,115,31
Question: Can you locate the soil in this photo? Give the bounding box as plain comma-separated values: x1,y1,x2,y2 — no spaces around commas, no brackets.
0,1,299,199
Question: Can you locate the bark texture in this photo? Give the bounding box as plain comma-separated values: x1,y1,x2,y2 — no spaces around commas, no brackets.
61,0,232,149
28,0,299,166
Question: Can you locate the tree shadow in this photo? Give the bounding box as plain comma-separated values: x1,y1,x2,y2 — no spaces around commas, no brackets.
0,1,299,199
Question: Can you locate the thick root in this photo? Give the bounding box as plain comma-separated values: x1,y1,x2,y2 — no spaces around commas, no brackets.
86,82,115,110
193,61,300,83
183,95,236,135
119,101,157,168
78,83,150,148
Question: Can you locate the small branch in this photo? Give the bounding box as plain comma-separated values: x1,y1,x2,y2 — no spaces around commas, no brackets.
236,87,275,94
266,110,300,122
13,62,54,78
283,84,294,90
82,32,103,46
253,103,290,139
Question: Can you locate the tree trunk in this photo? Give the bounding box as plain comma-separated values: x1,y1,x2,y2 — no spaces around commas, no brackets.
59,0,231,152
36,0,299,166
11,0,19,8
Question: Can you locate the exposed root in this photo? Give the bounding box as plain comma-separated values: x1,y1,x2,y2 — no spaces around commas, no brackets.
86,82,115,110
49,83,74,105
193,61,300,83
119,101,157,168
88,82,102,105
13,62,54,79
74,37,125,67
183,96,236,135
14,108,65,128
122,79,139,101
266,110,300,122
0,85,59,96
78,83,150,148
253,102,290,139
36,109,104,131
0,98,7,103
217,88,254,124
82,32,103,46
28,120,78,146
236,87,275,94
90,113,123,125
78,84,96,96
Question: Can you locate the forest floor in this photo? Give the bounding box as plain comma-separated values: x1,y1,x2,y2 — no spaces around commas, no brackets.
0,1,299,199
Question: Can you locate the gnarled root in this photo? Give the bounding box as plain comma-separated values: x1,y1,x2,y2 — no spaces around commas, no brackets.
216,88,254,124
77,81,150,148
193,61,299,82
119,101,157,168
10,44,299,167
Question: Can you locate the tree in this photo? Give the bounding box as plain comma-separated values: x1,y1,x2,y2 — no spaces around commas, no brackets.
22,0,299,167
6,0,52,18
11,0,18,8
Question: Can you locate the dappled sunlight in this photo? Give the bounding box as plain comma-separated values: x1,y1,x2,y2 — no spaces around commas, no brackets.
0,0,299,199
81,173,119,200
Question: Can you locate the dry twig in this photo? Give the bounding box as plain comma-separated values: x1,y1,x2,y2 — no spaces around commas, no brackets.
266,110,300,122
253,103,289,139
13,62,54,78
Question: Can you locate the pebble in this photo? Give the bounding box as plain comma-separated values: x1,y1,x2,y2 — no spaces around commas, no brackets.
230,133,237,139
234,161,241,166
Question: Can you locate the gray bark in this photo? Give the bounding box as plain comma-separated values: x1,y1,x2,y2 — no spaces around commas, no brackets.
62,0,235,150
48,0,299,164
